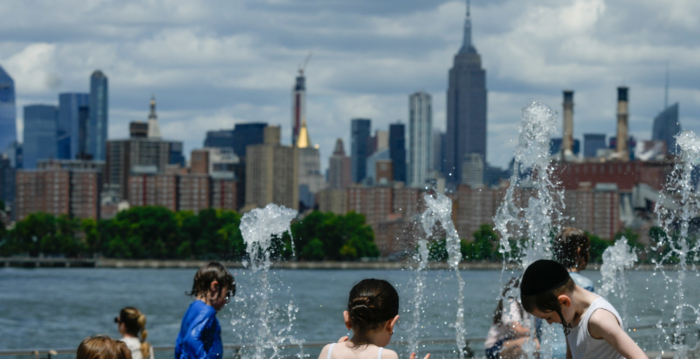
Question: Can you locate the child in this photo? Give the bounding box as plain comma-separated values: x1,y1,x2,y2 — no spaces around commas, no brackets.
484,278,538,359
553,228,595,292
175,262,235,359
317,279,430,359
115,306,154,359
77,335,132,359
520,260,646,359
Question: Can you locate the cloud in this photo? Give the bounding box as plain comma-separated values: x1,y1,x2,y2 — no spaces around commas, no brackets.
0,0,697,171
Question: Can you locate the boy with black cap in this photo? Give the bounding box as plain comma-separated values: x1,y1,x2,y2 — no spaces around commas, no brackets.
520,260,646,359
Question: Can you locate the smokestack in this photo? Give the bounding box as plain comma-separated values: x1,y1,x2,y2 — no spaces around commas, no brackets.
562,90,574,157
616,86,629,161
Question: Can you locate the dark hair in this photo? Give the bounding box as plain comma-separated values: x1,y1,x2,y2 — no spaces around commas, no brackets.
521,278,576,335
187,262,235,299
553,227,590,270
77,335,132,359
492,278,524,326
347,279,399,332
116,307,150,359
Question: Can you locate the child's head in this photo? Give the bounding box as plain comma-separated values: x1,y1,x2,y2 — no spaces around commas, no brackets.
344,279,399,345
520,260,575,335
187,261,236,311
77,335,131,359
115,307,150,358
492,277,522,326
553,227,590,271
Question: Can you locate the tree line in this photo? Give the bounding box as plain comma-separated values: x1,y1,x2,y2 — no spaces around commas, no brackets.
0,206,380,261
0,202,687,263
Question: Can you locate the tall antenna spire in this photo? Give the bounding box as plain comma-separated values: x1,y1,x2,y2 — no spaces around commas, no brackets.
459,0,475,54
664,61,669,109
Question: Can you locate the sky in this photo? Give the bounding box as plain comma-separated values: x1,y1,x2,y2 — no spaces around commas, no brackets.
1,0,698,170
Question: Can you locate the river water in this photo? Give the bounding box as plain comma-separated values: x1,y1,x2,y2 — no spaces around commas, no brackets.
1,267,699,357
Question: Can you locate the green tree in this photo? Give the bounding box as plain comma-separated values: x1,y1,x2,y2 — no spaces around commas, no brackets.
462,224,498,261
588,232,611,263
302,238,325,260
99,206,180,259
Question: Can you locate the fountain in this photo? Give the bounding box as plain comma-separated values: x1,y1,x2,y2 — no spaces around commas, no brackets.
406,226,429,356
236,203,303,359
655,131,700,359
420,193,467,359
494,102,563,268
493,102,563,359
600,237,638,323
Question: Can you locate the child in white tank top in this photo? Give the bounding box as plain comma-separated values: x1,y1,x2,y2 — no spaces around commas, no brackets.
520,260,646,359
317,279,430,359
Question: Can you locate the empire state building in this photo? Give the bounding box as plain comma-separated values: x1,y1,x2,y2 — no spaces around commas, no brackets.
445,0,487,187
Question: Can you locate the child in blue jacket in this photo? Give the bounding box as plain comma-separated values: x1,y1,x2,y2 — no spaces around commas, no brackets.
175,262,235,359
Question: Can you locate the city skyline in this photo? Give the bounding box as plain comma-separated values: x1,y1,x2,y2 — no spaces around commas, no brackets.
0,0,697,171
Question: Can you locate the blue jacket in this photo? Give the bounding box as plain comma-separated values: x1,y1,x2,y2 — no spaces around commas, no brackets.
175,301,223,359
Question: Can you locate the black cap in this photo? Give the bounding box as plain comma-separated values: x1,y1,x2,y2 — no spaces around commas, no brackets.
521,259,571,296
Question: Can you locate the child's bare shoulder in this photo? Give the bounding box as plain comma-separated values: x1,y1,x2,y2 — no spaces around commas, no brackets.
588,308,622,339
317,344,333,359
382,349,399,359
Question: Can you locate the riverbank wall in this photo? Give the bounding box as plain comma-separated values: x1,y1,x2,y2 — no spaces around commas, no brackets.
0,257,665,270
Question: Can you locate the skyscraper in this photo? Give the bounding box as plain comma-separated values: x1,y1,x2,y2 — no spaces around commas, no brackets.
147,96,161,139
583,134,606,158
292,69,306,146
445,0,487,186
652,103,680,154
23,105,58,169
389,123,406,183
245,126,298,211
89,70,108,160
57,93,90,160
351,118,371,183
204,129,234,149
432,131,445,174
329,138,351,189
409,92,432,187
0,65,16,153
297,118,325,209
232,122,267,158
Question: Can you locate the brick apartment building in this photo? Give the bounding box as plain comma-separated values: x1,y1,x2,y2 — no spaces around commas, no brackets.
128,171,236,213
16,162,102,220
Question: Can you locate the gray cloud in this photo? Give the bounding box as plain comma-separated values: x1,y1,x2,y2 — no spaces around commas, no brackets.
0,0,698,171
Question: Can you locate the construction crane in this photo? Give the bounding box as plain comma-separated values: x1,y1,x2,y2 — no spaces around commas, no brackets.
298,52,312,75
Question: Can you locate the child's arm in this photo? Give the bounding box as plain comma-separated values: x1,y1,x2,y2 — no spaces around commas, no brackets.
183,316,216,359
588,310,647,359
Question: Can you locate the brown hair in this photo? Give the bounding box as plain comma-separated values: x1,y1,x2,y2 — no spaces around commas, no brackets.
553,227,590,271
77,335,132,359
187,261,236,299
117,307,150,359
492,278,524,326
347,279,399,332
521,278,576,335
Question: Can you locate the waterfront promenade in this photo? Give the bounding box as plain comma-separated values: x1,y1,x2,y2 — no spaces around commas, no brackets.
0,257,664,270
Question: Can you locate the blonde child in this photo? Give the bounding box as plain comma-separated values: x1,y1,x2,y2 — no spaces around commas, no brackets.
318,279,429,359
520,260,646,359
115,307,154,359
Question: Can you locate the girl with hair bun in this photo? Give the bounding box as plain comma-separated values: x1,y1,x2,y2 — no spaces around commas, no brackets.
317,278,430,359
115,307,154,359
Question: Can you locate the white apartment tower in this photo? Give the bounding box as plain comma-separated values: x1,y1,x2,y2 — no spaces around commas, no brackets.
408,92,432,187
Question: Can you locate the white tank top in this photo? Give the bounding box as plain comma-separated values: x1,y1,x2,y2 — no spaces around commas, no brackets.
326,343,384,359
567,297,624,359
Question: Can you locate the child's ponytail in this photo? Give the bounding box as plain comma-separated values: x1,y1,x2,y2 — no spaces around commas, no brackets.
137,313,151,359
118,307,151,359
